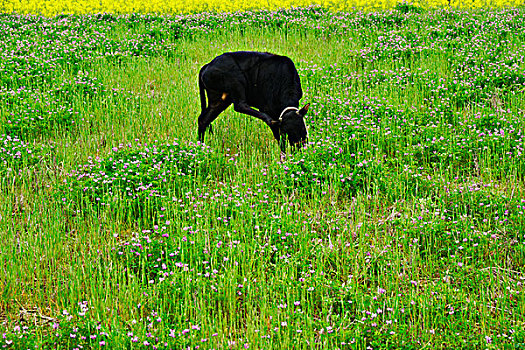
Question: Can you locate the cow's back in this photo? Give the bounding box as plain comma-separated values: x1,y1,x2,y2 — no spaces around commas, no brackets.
201,51,270,94
206,51,275,74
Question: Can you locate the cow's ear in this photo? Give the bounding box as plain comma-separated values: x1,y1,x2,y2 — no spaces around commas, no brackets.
299,103,310,117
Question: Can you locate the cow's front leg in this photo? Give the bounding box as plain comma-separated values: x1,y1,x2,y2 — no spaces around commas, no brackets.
270,124,281,142
269,123,286,153
233,102,278,126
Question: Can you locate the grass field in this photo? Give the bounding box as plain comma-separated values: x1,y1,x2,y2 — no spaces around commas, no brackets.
1,4,525,349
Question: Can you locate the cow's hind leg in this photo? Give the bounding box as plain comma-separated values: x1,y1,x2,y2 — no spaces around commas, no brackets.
198,107,210,142
198,93,231,142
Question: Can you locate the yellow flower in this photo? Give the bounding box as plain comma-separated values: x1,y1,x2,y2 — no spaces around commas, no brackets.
1,0,522,15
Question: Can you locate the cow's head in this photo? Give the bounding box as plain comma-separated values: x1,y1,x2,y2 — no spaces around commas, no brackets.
280,103,309,149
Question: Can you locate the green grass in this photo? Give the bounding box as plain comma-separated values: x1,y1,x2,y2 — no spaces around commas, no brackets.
1,6,525,349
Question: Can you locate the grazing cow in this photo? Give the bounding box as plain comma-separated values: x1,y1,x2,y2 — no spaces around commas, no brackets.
197,51,309,151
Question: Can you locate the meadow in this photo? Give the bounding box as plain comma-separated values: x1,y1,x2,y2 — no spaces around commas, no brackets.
1,4,525,349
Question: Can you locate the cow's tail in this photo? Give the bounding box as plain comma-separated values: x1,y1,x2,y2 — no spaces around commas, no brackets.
198,65,208,111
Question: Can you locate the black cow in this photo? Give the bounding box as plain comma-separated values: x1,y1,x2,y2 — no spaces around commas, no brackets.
197,51,309,151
